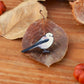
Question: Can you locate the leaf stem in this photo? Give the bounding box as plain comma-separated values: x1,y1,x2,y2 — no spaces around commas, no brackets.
40,10,45,20
40,10,46,35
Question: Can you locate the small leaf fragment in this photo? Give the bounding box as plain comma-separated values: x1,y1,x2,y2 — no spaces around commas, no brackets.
22,19,68,67
0,1,47,39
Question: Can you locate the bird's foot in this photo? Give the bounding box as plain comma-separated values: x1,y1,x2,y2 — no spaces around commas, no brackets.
43,50,50,53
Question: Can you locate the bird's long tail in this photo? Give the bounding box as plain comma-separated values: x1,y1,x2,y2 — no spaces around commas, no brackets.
21,44,37,53
21,39,49,53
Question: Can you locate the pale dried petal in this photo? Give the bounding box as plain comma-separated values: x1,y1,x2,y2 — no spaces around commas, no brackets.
0,1,47,39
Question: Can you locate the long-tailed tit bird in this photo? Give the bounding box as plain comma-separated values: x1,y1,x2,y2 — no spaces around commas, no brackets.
22,33,54,53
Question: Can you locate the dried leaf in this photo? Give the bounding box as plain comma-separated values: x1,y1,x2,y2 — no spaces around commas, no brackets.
70,0,84,24
22,19,68,67
0,1,47,39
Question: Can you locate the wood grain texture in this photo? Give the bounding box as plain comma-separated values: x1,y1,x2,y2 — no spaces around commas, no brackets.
0,0,84,84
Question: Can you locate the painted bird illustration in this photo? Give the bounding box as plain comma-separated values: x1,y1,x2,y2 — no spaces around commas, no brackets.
21,33,54,53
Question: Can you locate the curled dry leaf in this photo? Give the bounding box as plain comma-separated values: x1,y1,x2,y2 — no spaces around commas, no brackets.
0,1,47,39
22,19,68,67
70,0,84,24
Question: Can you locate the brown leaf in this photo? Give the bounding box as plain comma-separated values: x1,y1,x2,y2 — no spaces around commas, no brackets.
70,0,84,24
0,1,47,39
22,19,68,67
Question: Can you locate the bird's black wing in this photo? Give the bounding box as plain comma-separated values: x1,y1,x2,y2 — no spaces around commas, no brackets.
21,39,49,53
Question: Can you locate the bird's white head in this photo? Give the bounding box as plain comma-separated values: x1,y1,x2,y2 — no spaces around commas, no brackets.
46,33,53,38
